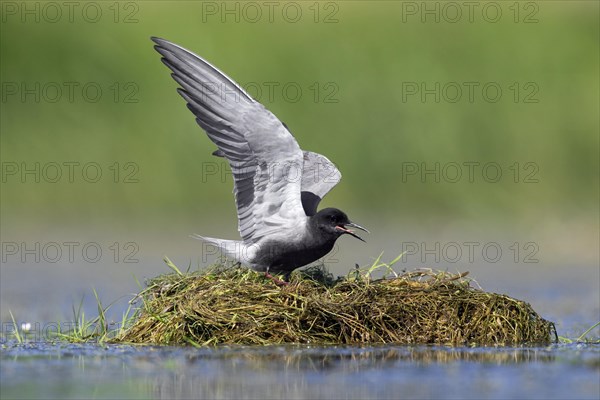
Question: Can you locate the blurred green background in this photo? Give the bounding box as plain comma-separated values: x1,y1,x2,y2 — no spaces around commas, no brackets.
1,1,598,246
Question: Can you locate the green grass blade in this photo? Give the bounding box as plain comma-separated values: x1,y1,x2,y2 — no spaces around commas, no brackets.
576,321,600,342
164,256,183,276
8,310,22,343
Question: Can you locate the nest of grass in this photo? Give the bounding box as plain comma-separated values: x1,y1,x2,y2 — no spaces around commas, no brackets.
117,259,556,346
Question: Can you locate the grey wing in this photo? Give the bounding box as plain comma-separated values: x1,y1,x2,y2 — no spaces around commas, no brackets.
152,37,306,243
300,151,342,216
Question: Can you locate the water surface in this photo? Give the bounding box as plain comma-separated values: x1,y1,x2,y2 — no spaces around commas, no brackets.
1,342,599,399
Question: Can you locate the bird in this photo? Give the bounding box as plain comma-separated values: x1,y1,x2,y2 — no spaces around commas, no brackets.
151,37,368,278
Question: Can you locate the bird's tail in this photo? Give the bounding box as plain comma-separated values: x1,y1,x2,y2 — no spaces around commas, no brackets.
191,234,256,266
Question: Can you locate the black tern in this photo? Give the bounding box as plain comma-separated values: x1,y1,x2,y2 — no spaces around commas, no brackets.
152,37,368,277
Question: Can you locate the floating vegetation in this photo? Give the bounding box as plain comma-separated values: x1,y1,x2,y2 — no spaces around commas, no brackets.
116,257,556,346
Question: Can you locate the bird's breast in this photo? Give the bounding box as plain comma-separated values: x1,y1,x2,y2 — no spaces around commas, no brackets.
252,232,336,273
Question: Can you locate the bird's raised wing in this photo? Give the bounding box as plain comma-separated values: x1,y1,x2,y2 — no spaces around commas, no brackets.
212,148,341,216
152,37,306,243
300,151,341,216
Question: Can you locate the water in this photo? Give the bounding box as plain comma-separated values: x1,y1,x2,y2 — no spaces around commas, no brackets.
1,342,598,400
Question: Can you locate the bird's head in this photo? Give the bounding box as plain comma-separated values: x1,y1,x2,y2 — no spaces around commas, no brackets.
313,208,369,242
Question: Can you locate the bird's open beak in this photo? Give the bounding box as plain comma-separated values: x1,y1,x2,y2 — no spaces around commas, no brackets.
336,222,369,242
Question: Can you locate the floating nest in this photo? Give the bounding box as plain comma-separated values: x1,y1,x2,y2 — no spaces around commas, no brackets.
117,260,556,346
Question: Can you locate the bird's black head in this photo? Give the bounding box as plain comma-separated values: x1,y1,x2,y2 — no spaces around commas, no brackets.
312,208,369,242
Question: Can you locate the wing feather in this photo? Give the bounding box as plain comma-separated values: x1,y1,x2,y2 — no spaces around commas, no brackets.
300,151,342,216
152,37,306,243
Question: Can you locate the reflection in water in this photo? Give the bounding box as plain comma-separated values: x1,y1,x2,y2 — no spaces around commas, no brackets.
184,345,556,370
1,342,598,400
152,346,554,398
146,346,563,399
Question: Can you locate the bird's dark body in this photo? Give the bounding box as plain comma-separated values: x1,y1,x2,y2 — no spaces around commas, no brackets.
252,236,336,275
251,208,355,275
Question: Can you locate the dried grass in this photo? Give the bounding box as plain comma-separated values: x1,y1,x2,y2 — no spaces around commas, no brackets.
116,261,556,346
